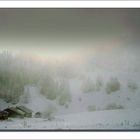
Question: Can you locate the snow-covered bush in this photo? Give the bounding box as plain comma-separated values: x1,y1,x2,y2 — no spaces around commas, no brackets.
43,104,56,121
87,105,96,112
105,103,124,110
34,112,42,118
106,77,121,94
64,104,69,108
40,76,60,100
57,80,71,106
95,77,103,91
58,93,71,106
81,78,95,93
128,81,138,92
81,77,103,93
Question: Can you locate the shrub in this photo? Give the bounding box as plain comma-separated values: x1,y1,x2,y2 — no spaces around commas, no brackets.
128,81,138,92
43,104,56,120
57,80,71,106
105,103,124,110
95,77,103,91
58,93,71,106
34,112,42,118
40,76,60,100
87,105,96,112
81,78,95,93
81,77,103,93
64,104,69,108
106,77,120,94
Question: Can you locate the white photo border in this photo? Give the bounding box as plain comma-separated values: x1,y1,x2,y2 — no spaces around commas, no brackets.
0,1,140,139
0,1,139,8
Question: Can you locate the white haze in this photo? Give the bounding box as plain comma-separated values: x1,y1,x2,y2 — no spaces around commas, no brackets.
0,43,140,129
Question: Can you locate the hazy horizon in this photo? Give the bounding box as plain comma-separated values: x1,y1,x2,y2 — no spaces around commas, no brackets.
0,9,139,65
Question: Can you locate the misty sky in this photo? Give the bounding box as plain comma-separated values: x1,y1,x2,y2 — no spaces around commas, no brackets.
0,9,140,62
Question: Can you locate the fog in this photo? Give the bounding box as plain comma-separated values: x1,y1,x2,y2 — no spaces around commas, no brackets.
0,9,140,129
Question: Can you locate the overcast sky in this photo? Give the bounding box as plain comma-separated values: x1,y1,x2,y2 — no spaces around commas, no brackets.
0,9,139,62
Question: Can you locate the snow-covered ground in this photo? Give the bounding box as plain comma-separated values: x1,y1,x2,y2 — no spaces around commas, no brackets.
1,53,140,130
0,108,140,130
1,75,140,130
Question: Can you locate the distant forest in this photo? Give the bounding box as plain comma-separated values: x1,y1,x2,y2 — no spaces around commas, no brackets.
0,51,71,106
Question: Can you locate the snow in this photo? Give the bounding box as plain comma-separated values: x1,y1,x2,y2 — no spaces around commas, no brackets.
0,109,140,130
1,54,140,130
19,86,57,113
1,85,140,130
0,99,12,111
